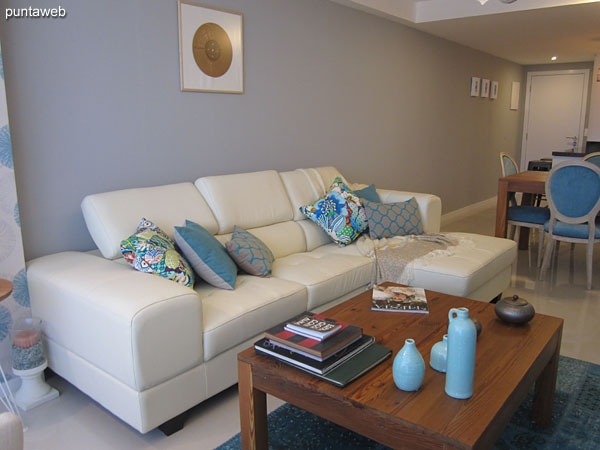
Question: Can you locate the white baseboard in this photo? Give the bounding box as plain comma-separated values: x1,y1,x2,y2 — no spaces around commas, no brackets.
441,197,497,226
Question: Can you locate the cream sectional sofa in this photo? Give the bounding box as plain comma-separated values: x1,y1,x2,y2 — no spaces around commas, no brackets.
26,167,516,434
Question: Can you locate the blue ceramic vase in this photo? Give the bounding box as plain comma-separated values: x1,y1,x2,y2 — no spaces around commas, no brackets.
393,338,425,391
429,334,448,373
445,307,477,399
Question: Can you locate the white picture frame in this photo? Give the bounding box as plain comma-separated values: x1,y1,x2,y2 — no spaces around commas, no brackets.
470,77,481,97
490,81,499,100
481,79,490,98
178,1,244,93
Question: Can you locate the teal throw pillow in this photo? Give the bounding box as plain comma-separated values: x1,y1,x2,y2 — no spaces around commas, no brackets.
226,226,274,277
299,177,368,246
354,184,381,203
174,220,237,290
362,198,424,239
121,218,194,287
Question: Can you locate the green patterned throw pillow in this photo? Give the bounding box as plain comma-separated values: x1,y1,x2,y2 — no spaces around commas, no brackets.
121,218,194,287
362,198,424,239
226,226,274,277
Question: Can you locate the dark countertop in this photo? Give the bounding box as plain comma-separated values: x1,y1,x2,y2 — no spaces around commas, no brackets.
551,151,586,157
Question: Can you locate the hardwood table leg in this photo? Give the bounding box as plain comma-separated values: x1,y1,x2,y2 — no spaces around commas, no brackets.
531,329,562,428
238,359,268,450
495,179,509,238
517,193,535,250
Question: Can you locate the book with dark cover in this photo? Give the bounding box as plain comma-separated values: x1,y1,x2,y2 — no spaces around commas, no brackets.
264,312,363,359
254,334,375,375
307,343,392,387
270,334,362,361
371,285,429,313
285,312,342,341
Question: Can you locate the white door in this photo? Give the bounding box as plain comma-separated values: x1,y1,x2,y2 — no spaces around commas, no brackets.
521,70,589,170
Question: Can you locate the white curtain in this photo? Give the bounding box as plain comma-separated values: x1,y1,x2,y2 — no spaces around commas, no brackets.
0,42,30,372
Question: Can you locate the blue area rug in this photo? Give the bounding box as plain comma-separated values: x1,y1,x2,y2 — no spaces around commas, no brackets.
216,356,600,450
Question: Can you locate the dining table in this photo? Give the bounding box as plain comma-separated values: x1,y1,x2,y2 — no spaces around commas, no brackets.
495,171,548,249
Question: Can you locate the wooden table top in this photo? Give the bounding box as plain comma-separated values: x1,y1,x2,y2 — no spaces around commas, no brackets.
499,171,547,194
239,287,563,449
0,279,13,302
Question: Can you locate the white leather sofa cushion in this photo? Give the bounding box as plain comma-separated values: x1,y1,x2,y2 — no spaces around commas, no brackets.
315,233,515,299
27,252,203,391
280,169,323,221
409,233,516,297
296,220,332,251
82,183,218,260
314,166,348,190
195,170,293,234
272,247,373,309
198,276,307,361
213,222,307,259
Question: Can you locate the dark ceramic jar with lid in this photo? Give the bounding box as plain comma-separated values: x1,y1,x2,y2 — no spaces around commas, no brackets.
495,295,535,325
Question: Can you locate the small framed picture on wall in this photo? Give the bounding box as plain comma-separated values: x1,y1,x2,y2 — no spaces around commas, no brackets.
470,77,481,97
481,79,490,98
490,81,499,99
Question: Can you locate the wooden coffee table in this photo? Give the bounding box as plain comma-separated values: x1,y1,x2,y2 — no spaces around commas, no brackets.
238,286,563,450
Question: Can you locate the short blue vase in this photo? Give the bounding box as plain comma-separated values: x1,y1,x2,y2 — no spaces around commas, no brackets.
392,338,425,392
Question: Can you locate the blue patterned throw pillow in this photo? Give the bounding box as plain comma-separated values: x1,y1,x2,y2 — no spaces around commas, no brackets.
121,218,194,287
174,220,237,290
226,226,274,277
299,177,368,246
362,198,424,239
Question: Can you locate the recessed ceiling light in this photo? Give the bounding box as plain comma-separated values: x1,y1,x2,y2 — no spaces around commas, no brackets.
551,56,557,61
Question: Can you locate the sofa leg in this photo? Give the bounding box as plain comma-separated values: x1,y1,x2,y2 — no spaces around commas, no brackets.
158,412,188,436
490,293,502,304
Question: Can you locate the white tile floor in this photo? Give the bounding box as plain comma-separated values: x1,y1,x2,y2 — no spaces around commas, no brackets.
8,205,600,449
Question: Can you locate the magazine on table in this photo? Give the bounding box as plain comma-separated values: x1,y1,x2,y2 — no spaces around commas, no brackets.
371,285,429,313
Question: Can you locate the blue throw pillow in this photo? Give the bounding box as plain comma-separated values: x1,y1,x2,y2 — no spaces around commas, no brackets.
174,220,237,290
226,226,274,277
354,184,381,203
362,198,424,239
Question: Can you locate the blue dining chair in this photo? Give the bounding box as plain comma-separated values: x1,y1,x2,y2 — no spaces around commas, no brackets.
583,151,600,168
540,160,600,289
500,152,550,267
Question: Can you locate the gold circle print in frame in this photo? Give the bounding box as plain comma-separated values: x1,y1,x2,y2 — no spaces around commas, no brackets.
178,1,244,93
192,22,233,77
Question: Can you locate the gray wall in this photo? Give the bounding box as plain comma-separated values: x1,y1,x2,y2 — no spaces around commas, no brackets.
1,0,524,260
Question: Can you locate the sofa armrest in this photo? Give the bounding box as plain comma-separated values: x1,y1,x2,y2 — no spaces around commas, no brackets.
377,189,442,233
27,252,203,391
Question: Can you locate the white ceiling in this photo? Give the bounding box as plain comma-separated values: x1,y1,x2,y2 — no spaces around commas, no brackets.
330,0,600,65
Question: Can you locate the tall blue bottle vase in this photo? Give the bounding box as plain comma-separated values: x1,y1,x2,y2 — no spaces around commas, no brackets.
392,338,425,392
445,307,477,399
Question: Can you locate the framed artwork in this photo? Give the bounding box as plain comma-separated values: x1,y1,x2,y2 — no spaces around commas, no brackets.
490,81,499,99
178,1,244,93
481,79,490,98
470,77,480,97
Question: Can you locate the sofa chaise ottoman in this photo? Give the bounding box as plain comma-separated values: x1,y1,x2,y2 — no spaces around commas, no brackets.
26,166,516,434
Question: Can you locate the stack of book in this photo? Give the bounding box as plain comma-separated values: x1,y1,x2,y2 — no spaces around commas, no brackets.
255,311,391,387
